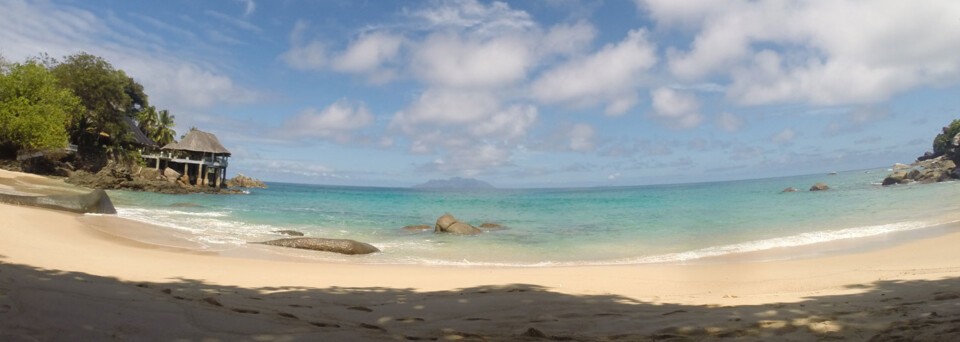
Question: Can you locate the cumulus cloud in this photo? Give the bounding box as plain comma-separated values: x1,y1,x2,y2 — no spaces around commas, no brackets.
640,0,960,106
530,29,657,115
411,32,535,88
390,88,537,172
649,87,704,129
714,112,744,132
331,32,404,83
280,99,374,143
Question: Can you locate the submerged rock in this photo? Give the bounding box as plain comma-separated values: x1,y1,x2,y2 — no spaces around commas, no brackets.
479,223,504,229
170,202,200,207
434,214,482,235
809,183,830,191
402,225,432,230
253,238,379,255
781,187,798,193
275,230,305,236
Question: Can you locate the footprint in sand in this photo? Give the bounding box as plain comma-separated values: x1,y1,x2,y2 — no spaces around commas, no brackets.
310,322,341,328
359,323,386,331
277,312,298,319
231,308,260,314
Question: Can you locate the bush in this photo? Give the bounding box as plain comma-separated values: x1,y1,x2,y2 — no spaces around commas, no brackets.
0,61,82,153
933,119,960,156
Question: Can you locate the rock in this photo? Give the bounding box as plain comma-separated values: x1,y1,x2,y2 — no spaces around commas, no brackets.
917,151,935,162
402,225,432,231
828,171,838,175
163,167,181,183
435,214,457,231
446,222,482,235
0,189,116,214
893,163,911,170
434,214,482,235
882,172,908,186
781,187,798,193
809,183,830,191
253,238,379,255
521,327,547,338
275,230,305,236
952,132,960,147
225,173,267,188
914,159,956,184
170,203,200,207
479,223,503,229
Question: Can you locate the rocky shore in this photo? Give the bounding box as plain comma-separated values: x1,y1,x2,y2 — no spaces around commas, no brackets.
883,123,960,186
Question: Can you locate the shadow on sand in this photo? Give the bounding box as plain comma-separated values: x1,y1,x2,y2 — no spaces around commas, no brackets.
1,259,960,341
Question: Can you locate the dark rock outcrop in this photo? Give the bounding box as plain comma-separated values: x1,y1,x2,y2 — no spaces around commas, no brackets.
781,187,798,193
225,173,267,188
434,214,482,235
809,183,830,191
275,230,305,236
253,238,379,255
0,189,116,214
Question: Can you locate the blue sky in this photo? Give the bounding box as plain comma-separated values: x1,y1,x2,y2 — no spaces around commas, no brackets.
2,0,959,188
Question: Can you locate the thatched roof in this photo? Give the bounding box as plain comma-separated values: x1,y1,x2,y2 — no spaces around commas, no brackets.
122,116,157,147
162,130,231,155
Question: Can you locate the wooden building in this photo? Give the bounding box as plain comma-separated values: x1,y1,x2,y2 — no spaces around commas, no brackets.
142,130,231,188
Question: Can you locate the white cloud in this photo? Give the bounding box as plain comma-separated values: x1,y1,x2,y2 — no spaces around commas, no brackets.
640,0,960,106
238,0,255,17
331,32,404,83
408,0,535,35
280,20,327,70
540,21,597,56
649,87,703,129
772,128,796,144
566,123,596,152
411,32,534,88
714,112,744,132
281,99,374,143
530,29,657,115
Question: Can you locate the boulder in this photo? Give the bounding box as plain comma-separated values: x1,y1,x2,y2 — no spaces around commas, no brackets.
163,167,181,183
781,187,798,193
0,189,116,214
402,225,432,231
446,222,482,235
253,238,379,255
275,230,305,236
479,223,503,229
809,183,830,191
435,214,457,232
892,163,911,170
882,172,908,186
434,214,482,235
225,173,267,188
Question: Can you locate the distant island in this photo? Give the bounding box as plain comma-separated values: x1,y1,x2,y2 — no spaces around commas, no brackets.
413,177,495,190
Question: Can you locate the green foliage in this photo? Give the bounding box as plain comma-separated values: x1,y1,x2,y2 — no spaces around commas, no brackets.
50,52,138,148
155,109,177,146
137,106,158,137
933,119,960,156
0,62,83,152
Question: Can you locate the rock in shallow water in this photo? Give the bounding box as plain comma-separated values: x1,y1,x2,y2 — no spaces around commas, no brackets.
780,187,798,193
809,183,830,191
479,222,503,229
434,214,482,235
253,238,379,255
402,225,431,230
275,230,305,236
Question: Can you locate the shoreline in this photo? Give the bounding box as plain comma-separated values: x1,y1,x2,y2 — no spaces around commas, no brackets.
4,169,960,339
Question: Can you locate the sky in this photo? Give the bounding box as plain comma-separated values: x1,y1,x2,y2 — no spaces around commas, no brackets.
2,0,959,188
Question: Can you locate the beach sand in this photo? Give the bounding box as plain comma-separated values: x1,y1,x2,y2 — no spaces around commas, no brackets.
2,169,960,341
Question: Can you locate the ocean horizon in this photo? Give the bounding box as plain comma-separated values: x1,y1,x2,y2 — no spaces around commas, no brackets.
105,167,960,267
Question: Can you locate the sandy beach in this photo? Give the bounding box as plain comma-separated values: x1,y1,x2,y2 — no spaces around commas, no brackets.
2,170,960,341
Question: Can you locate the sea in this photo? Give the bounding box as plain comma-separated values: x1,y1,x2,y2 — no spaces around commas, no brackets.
105,168,960,266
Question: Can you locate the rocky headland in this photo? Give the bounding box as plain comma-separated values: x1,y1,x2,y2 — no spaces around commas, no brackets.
883,121,960,186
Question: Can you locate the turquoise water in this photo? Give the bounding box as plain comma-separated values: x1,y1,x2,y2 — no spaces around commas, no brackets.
106,169,960,266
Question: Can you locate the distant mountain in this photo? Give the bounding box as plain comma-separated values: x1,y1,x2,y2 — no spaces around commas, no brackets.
413,177,495,190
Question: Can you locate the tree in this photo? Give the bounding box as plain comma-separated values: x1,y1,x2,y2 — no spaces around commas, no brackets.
0,62,83,153
50,53,134,148
155,109,177,146
137,105,158,137
933,119,960,156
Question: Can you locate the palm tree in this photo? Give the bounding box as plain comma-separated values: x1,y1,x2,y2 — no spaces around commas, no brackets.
154,109,176,146
137,106,158,136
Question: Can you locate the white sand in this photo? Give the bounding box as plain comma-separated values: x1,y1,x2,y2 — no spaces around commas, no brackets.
1,169,959,341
